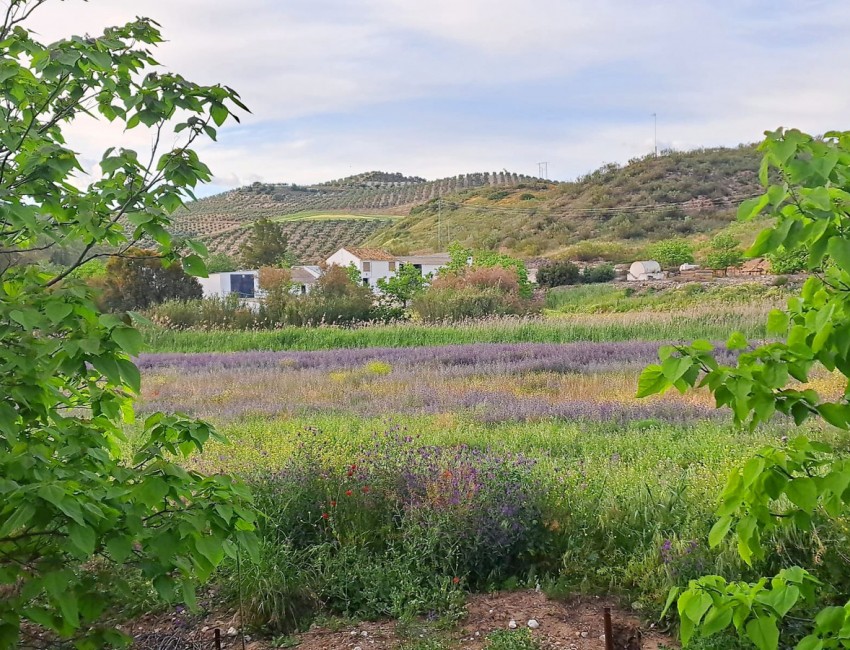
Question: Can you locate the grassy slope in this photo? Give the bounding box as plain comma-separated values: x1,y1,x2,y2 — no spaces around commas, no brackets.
367,146,761,259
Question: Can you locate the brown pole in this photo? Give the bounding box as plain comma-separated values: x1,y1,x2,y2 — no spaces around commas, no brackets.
603,607,615,650
214,628,222,650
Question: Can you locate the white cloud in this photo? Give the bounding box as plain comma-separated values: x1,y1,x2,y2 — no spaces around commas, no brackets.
24,0,850,191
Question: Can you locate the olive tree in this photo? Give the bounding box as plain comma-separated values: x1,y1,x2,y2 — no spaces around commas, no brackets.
640,129,850,650
0,3,256,647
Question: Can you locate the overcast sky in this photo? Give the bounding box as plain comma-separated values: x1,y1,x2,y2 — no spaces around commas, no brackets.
29,1,850,195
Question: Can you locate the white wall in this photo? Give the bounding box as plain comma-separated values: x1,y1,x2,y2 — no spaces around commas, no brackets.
361,260,394,290
326,249,359,269
198,271,258,298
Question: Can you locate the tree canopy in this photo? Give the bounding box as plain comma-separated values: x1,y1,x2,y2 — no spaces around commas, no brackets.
240,218,290,268
640,128,850,650
0,4,256,646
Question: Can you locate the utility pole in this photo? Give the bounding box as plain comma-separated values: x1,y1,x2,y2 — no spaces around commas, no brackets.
652,113,658,157
437,193,442,249
537,162,549,179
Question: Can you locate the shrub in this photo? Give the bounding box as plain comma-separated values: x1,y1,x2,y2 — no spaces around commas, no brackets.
648,239,694,269
537,260,581,287
582,263,616,283
413,267,540,321
703,233,743,270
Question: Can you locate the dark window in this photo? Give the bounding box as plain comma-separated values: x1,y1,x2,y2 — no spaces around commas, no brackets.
362,278,370,287
230,273,255,298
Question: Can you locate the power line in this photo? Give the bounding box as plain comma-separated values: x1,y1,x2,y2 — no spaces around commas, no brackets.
537,162,549,179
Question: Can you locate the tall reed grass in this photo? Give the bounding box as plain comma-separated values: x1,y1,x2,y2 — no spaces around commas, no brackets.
143,310,771,353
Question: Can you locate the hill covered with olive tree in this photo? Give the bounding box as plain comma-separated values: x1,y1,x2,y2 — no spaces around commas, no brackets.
173,146,761,263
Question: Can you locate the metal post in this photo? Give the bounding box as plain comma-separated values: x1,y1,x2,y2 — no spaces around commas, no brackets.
603,607,615,650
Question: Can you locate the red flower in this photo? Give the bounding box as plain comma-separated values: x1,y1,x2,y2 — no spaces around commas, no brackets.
452,576,460,584
347,470,354,477
351,464,357,470
345,490,353,497
321,512,329,520
330,501,337,507
362,485,370,494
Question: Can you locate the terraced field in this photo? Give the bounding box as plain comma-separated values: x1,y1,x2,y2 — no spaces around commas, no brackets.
171,171,539,260
203,216,395,263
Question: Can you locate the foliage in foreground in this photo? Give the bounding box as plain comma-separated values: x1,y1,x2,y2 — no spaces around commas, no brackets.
0,5,255,647
641,128,850,650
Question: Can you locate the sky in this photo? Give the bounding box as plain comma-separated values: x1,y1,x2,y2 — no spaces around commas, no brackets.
29,0,850,196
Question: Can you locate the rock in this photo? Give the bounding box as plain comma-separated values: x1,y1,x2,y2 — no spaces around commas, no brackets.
226,627,238,637
580,631,589,638
528,619,540,629
201,626,209,633
508,620,518,629
354,646,362,650
361,630,369,637
350,630,359,636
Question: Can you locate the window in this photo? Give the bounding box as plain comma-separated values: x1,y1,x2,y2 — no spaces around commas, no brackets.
388,261,396,272
362,278,370,287
362,261,371,273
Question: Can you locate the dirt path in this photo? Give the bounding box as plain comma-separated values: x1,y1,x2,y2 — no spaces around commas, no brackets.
129,591,673,649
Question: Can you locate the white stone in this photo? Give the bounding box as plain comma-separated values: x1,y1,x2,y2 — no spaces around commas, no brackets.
580,631,588,638
508,620,518,629
528,619,540,629
361,630,369,637
226,627,238,637
350,631,359,636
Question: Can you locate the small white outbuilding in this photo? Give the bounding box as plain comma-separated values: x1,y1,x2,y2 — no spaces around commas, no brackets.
627,260,664,282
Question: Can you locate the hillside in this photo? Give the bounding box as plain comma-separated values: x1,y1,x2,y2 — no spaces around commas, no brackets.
366,146,762,259
173,146,763,264
173,171,538,263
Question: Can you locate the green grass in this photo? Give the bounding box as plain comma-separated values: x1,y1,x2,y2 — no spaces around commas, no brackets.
142,311,771,353
544,281,791,314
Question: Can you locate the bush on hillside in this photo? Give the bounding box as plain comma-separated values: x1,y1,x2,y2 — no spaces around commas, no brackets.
537,260,582,287
647,238,694,270
582,263,616,283
703,233,743,270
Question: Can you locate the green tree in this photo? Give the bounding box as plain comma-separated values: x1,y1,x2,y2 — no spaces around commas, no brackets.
376,263,426,308
206,251,238,273
0,5,256,647
240,218,290,268
443,244,532,298
648,238,695,270
703,233,743,270
639,128,850,650
100,248,203,312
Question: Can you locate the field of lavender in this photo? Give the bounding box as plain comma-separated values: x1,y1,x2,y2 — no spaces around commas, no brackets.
135,338,848,638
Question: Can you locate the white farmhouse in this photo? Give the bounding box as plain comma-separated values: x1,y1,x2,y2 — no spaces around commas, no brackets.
290,265,322,294
627,260,665,282
198,270,259,298
395,253,452,278
325,247,399,289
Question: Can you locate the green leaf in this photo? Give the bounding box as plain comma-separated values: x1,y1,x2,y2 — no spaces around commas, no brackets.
105,535,133,563
726,332,748,351
636,365,670,398
786,477,818,513
746,616,779,650
709,515,734,547
796,635,823,650
766,310,789,336
0,503,36,537
827,237,850,275
111,326,143,356
702,605,734,637
68,524,96,558
182,254,208,278
660,586,681,618
195,534,225,567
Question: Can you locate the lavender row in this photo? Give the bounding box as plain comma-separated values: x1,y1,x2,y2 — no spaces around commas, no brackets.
138,341,737,376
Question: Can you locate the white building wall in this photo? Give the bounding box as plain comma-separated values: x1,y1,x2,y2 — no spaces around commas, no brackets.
361,260,393,290
325,249,360,269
